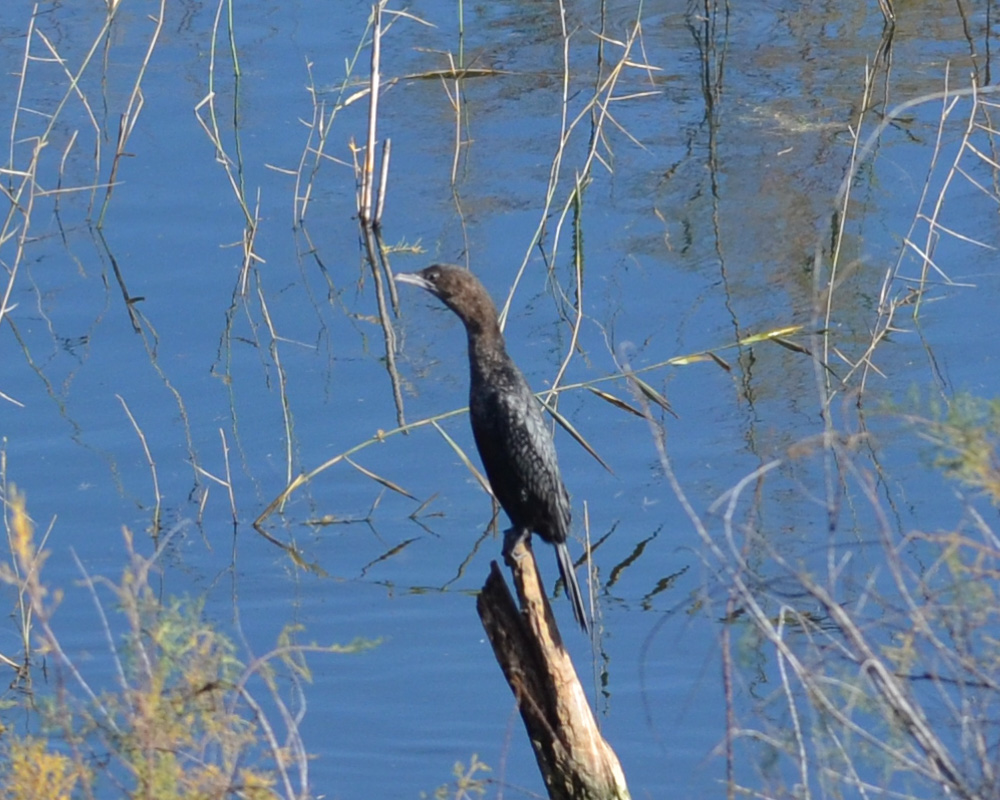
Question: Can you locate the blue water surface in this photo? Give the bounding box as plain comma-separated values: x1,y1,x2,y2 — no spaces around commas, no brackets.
2,1,999,798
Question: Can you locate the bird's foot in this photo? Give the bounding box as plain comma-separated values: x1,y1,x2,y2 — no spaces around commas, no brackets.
502,527,530,559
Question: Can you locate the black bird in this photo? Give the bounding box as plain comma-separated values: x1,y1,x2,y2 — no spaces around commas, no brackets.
396,264,590,633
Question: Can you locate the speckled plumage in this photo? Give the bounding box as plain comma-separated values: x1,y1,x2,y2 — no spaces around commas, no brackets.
396,264,589,633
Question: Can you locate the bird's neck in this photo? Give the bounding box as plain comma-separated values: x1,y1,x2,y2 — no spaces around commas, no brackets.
466,317,511,379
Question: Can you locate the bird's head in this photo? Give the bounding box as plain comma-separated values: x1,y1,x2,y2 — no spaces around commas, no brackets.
395,265,499,334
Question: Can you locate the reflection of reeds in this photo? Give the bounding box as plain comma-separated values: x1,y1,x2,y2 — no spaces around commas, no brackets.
641,11,1000,795
497,11,661,332
823,68,1000,400
1,11,104,335
356,1,407,427
116,394,162,537
293,35,370,226
194,0,258,296
1,3,166,334
97,0,166,228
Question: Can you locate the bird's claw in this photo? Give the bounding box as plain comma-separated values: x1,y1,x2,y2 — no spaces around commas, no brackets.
502,527,529,559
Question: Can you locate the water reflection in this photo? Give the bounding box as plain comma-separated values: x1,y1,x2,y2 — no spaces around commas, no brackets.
2,0,1000,797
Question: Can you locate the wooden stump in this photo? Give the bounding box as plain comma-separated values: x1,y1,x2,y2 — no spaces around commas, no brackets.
477,538,630,800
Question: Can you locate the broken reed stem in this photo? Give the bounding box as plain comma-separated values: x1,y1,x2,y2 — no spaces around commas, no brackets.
449,64,463,185
360,0,384,227
375,137,391,227
220,428,238,526
116,394,162,536
352,3,402,430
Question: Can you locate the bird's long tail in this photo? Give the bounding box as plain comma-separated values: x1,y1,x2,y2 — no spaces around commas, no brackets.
555,542,590,634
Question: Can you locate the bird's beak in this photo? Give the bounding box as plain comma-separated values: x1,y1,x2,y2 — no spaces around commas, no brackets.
394,272,432,291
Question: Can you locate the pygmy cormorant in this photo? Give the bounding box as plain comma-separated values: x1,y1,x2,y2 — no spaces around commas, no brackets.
396,264,590,633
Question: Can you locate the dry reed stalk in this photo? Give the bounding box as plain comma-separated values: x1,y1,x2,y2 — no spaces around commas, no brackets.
1,9,109,335
96,0,166,227
496,9,658,333
194,0,262,296
255,405,467,526
293,36,370,225
0,2,168,338
822,74,1000,405
677,60,1000,797
544,171,589,408
359,0,386,227
191,430,239,526
220,427,237,525
375,137,391,226
255,278,296,488
116,394,162,536
349,3,406,427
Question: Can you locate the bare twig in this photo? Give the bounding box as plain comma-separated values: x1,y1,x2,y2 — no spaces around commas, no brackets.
116,394,162,536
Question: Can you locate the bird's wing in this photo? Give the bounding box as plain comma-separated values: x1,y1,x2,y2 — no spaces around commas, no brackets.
471,382,571,540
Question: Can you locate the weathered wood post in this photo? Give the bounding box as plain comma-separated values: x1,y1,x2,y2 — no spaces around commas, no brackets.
477,539,630,800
